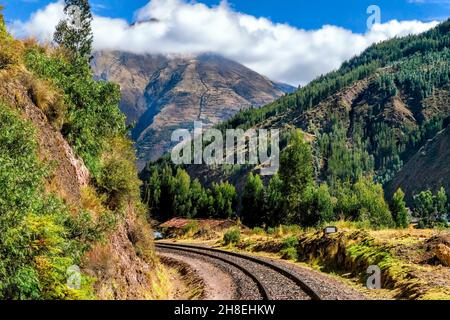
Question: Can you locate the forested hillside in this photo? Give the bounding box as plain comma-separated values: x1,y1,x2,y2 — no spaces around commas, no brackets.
0,7,163,299
141,20,450,229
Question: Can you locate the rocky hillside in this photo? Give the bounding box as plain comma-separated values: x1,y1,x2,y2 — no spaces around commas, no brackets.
0,14,166,300
92,51,294,168
386,124,450,204
178,20,450,202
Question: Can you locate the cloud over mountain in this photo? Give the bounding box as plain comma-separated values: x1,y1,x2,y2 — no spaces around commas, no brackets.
11,0,439,85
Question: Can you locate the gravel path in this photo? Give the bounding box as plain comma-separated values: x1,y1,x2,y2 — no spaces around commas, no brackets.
248,255,367,300
158,246,262,300
159,252,235,300
157,244,313,300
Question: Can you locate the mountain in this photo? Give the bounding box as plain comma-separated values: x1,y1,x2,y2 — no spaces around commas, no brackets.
167,19,450,201
91,51,294,168
385,123,450,205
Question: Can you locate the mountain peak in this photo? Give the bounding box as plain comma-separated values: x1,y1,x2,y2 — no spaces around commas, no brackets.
91,51,294,168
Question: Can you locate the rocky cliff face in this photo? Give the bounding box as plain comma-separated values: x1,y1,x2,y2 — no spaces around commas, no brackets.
92,51,294,168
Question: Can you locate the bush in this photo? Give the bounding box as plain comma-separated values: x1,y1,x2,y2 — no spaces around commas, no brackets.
0,10,21,69
97,136,141,208
282,235,299,249
0,104,93,299
280,235,299,260
182,220,200,238
23,74,66,130
280,247,298,261
24,47,126,179
334,177,394,229
223,229,241,245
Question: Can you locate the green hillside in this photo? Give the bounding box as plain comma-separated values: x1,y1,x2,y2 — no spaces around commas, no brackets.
141,19,450,229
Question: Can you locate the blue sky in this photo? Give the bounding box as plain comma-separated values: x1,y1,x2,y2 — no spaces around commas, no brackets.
6,0,449,33
5,1,449,85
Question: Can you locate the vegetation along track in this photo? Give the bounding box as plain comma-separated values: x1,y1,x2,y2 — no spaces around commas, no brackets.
155,242,321,300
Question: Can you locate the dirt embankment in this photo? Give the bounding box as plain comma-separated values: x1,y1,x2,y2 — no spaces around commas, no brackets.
240,229,450,300
0,72,89,204
84,205,166,299
0,67,166,300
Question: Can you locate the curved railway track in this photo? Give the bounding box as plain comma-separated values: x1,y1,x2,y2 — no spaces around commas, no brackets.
155,242,322,301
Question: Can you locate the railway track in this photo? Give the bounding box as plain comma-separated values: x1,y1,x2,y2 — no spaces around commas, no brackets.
155,242,322,301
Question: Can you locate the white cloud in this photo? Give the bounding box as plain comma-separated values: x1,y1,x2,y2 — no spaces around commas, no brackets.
10,0,439,86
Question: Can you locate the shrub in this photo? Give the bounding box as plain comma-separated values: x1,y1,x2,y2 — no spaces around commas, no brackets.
280,235,299,260
182,220,200,238
282,235,299,249
24,47,126,179
223,229,241,245
334,177,394,229
299,184,335,227
23,73,67,129
127,212,157,262
0,9,21,69
97,136,141,208
0,105,93,299
280,247,298,261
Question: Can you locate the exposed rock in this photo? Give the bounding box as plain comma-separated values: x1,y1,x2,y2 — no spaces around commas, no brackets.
0,72,89,204
435,244,450,267
84,205,159,299
92,51,294,168
0,68,161,299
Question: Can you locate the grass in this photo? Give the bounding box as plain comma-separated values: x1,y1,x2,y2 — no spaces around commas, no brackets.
182,220,200,238
223,228,241,246
23,73,66,129
149,265,171,300
163,218,450,300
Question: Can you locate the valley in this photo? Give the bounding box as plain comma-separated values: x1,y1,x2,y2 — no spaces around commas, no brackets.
1,0,450,302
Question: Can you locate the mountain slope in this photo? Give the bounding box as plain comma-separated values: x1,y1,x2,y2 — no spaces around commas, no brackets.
0,15,165,299
385,124,450,204
92,51,294,168
174,20,450,201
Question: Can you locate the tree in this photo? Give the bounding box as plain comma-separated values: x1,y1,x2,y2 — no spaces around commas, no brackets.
145,169,161,216
352,177,394,228
189,179,206,218
263,174,284,226
172,168,192,217
390,188,409,228
414,187,448,228
54,0,93,60
279,130,314,222
435,187,448,223
212,182,237,219
241,173,265,227
300,184,335,227
414,190,434,228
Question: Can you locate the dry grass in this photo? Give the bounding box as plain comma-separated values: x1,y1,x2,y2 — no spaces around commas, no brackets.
44,175,71,205
80,186,108,221
127,205,157,264
0,31,23,69
21,73,67,129
84,243,117,278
